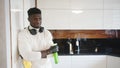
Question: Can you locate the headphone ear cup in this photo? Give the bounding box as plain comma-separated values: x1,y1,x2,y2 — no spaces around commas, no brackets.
29,29,37,35
39,27,44,33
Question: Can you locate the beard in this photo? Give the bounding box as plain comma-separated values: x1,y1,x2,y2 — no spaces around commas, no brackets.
30,23,41,28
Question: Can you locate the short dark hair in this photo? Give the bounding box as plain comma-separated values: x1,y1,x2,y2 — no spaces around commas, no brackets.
27,7,41,16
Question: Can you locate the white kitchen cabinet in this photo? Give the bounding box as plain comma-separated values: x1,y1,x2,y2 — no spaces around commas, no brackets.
37,0,104,30
37,0,70,9
103,10,120,29
70,0,103,9
51,56,71,68
37,0,120,29
41,9,104,29
104,0,120,9
71,55,106,68
41,9,71,30
104,0,120,29
70,10,104,29
51,55,106,68
37,0,104,9
107,56,120,68
51,55,120,68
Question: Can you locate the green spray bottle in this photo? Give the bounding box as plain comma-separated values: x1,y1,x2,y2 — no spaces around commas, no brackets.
53,43,59,64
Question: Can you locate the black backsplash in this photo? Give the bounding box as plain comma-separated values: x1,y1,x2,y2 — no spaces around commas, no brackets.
53,38,120,55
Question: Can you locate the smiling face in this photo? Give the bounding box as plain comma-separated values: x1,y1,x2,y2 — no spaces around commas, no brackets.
28,14,42,28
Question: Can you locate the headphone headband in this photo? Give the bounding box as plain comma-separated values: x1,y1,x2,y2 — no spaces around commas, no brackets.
28,26,44,35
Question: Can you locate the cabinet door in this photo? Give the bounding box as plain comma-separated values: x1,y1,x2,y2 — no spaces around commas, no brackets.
70,10,103,29
104,10,120,29
104,0,120,9
71,0,103,9
37,0,104,30
51,56,71,68
37,0,69,9
41,9,71,30
107,56,120,68
71,55,106,68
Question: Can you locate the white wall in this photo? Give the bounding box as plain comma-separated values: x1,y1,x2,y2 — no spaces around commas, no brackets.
11,0,24,67
10,0,35,68
0,0,11,68
0,1,35,68
0,0,7,68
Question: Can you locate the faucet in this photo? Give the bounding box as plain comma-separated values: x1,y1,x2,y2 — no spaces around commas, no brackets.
95,47,98,53
67,39,74,54
76,38,80,54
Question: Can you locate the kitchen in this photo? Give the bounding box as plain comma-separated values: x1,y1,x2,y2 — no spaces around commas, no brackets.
0,0,120,68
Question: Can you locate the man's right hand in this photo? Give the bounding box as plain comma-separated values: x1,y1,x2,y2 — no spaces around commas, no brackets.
49,45,59,54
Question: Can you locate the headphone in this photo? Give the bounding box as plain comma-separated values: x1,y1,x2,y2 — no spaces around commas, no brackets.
28,26,44,35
